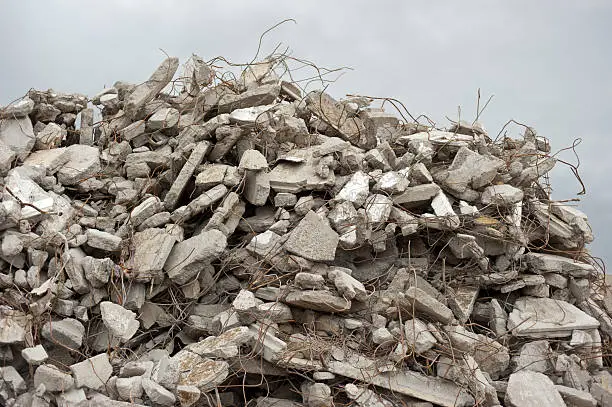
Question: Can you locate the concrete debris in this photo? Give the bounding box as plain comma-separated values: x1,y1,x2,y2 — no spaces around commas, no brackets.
100,301,140,342
505,370,566,407
0,52,607,407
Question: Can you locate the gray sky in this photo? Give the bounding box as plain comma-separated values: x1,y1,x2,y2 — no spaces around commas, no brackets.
1,1,610,268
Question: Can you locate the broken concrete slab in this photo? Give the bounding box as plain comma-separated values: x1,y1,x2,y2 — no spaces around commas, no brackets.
69,353,113,391
125,57,180,118
284,211,339,262
100,301,140,343
164,229,227,285
0,117,35,160
508,297,599,337
505,370,566,407
164,141,211,210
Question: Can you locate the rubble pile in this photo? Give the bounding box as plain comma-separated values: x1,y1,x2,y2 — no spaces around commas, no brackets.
0,53,609,407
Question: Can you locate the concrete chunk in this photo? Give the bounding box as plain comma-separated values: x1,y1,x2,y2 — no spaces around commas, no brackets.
0,117,35,160
21,345,48,365
284,211,339,262
164,229,227,284
403,287,454,324
505,371,566,407
70,353,113,391
164,141,211,210
125,57,179,117
284,290,351,313
100,301,140,342
34,364,74,393
508,297,599,337
41,318,84,350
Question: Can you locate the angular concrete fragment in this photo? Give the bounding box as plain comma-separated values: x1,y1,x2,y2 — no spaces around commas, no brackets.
0,117,35,160
147,107,179,130
524,252,595,277
403,318,436,354
364,194,393,224
164,229,227,285
430,190,460,229
0,308,28,344
34,364,74,392
142,378,176,406
505,371,566,407
306,91,372,149
100,301,140,342
481,184,524,205
326,352,473,407
284,211,339,262
129,227,176,282
70,353,113,391
438,146,504,194
0,97,34,118
23,147,69,174
174,350,229,392
335,171,370,207
164,141,211,210
243,170,270,206
508,297,599,337
284,290,351,313
57,144,101,186
447,285,479,324
115,376,143,401
444,324,510,378
392,183,441,208
35,122,65,150
130,196,163,227
125,57,179,118
403,287,454,324
86,229,122,251
514,340,553,373
41,318,84,349
328,267,367,301
4,169,54,220
268,158,335,193
239,149,268,170
21,345,48,365
217,84,280,113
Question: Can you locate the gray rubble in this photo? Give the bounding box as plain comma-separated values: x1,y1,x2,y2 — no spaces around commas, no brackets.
0,52,607,407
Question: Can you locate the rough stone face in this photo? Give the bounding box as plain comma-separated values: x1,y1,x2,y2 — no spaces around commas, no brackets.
284,290,351,313
164,141,211,210
129,227,176,282
505,371,566,407
142,378,176,406
100,301,140,342
0,117,35,160
403,287,454,324
335,171,370,207
125,57,180,118
164,229,227,285
69,353,113,391
21,345,48,365
41,318,85,350
403,318,436,354
57,144,101,186
508,297,599,337
86,229,122,251
174,351,229,392
284,211,339,262
481,184,524,205
34,364,74,392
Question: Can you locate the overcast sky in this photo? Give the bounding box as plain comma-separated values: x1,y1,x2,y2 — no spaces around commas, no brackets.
1,1,610,267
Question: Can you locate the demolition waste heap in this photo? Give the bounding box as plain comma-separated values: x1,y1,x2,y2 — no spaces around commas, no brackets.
0,52,609,407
